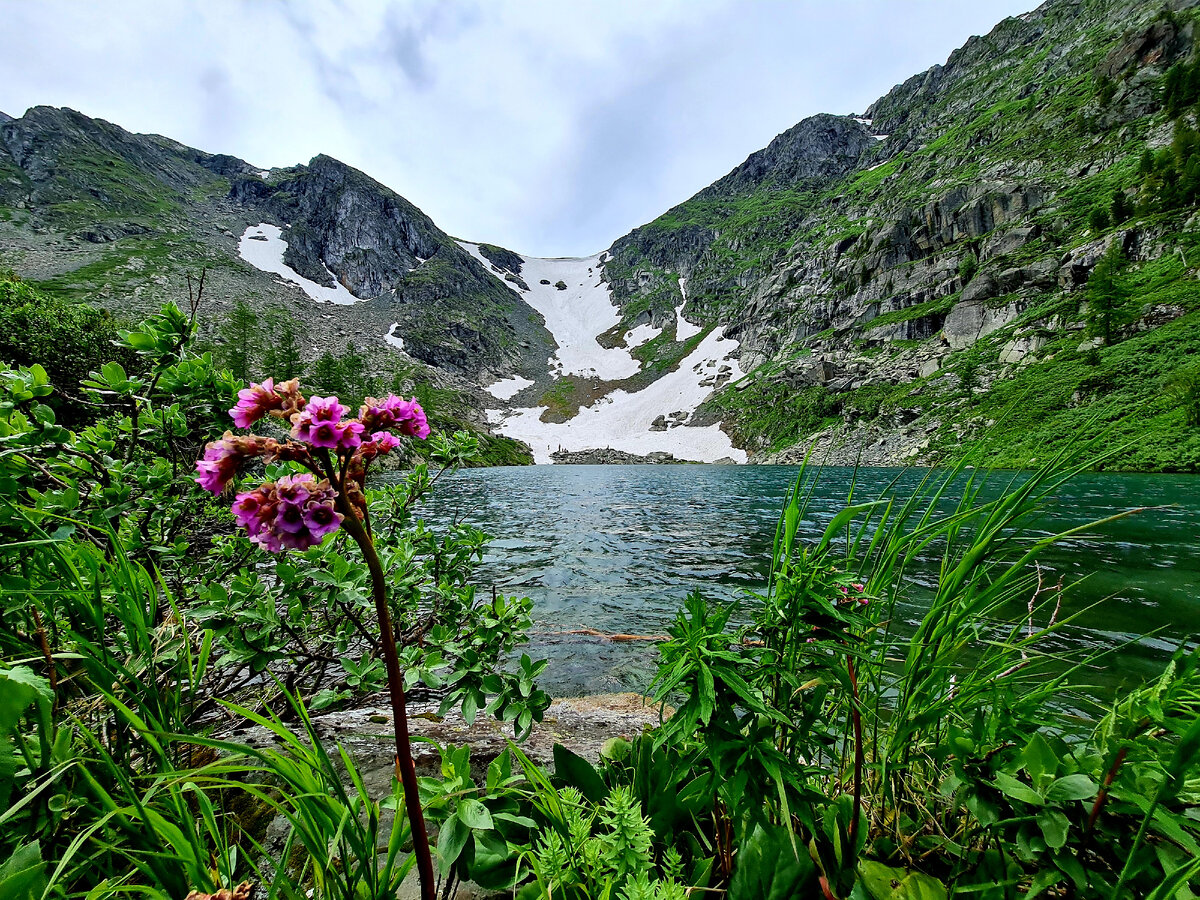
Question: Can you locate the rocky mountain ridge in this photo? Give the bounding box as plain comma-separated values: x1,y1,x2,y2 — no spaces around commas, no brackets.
4,0,1200,469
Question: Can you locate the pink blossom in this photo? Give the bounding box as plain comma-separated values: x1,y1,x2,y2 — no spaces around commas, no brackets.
230,378,284,428
303,502,343,538
292,395,364,450
194,432,271,494
371,431,401,453
359,394,430,440
338,420,365,449
226,474,342,552
231,490,270,534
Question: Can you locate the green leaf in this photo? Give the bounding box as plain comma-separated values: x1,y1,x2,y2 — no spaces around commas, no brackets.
1022,733,1059,784
458,798,494,831
436,814,471,877
1024,868,1062,900
123,331,158,351
1036,809,1070,850
1045,773,1097,803
893,873,948,900
552,743,608,804
994,772,1043,806
730,825,816,900
101,361,127,387
0,666,53,732
0,842,48,900
857,862,947,900
859,861,907,900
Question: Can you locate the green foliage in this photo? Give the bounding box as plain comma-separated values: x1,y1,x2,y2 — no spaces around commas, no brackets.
0,294,550,897
1138,120,1200,215
1165,362,1200,426
957,251,978,284
0,271,130,425
262,320,304,380
1163,56,1200,118
706,379,839,452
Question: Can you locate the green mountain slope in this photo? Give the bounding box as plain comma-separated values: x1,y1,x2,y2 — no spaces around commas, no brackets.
600,0,1200,471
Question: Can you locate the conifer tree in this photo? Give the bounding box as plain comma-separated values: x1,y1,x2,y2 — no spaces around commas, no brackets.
1086,242,1134,346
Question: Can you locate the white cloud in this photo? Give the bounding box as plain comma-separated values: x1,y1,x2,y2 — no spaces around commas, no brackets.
0,0,1036,255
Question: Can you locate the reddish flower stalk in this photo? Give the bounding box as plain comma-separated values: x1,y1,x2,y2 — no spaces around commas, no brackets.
847,657,864,853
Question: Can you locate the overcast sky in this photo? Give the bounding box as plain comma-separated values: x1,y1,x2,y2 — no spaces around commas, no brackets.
1,0,1037,256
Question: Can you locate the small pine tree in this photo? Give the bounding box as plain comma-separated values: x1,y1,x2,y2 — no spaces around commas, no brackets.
309,351,347,398
339,342,369,405
1110,189,1132,225
263,324,304,380
1166,365,1200,427
1096,75,1117,106
959,355,980,404
217,299,260,383
1088,206,1110,233
958,251,979,284
1138,148,1155,176
1085,242,1134,346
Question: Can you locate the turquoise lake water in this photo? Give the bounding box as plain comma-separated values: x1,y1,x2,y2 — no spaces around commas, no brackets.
413,465,1199,700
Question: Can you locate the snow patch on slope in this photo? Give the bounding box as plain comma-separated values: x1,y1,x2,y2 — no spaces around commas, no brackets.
486,375,535,400
238,224,362,305
459,241,640,380
624,322,661,349
461,242,745,464
674,277,703,341
491,327,745,464
383,323,405,351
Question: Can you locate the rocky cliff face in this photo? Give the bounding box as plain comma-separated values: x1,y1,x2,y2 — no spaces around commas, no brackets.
597,0,1200,471
0,106,553,384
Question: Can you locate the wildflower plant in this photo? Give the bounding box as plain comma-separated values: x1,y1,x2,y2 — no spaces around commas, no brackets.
195,376,441,900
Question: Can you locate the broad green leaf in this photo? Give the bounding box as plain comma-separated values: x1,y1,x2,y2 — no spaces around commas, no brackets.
1022,733,1059,784
552,743,607,804
994,772,1043,806
458,797,493,831
436,814,471,877
0,841,47,900
0,666,52,732
1036,809,1070,850
729,824,816,900
1045,773,1097,803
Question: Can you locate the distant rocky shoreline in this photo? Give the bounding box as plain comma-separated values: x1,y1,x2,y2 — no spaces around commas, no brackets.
548,447,738,465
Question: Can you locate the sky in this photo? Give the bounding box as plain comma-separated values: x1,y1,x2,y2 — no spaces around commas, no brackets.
0,0,1037,257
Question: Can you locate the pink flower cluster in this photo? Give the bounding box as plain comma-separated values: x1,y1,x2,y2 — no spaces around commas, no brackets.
839,582,869,607
292,396,364,450
231,474,342,552
360,395,430,439
197,377,429,553
195,432,277,494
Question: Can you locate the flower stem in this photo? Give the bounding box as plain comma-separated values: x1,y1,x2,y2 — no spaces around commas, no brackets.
338,499,436,900
848,657,864,852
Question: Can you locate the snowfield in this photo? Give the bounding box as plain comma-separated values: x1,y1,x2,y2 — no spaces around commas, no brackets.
238,224,362,305
674,276,703,341
485,374,535,400
459,241,641,380
383,323,406,351
624,322,661,349
459,240,746,464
